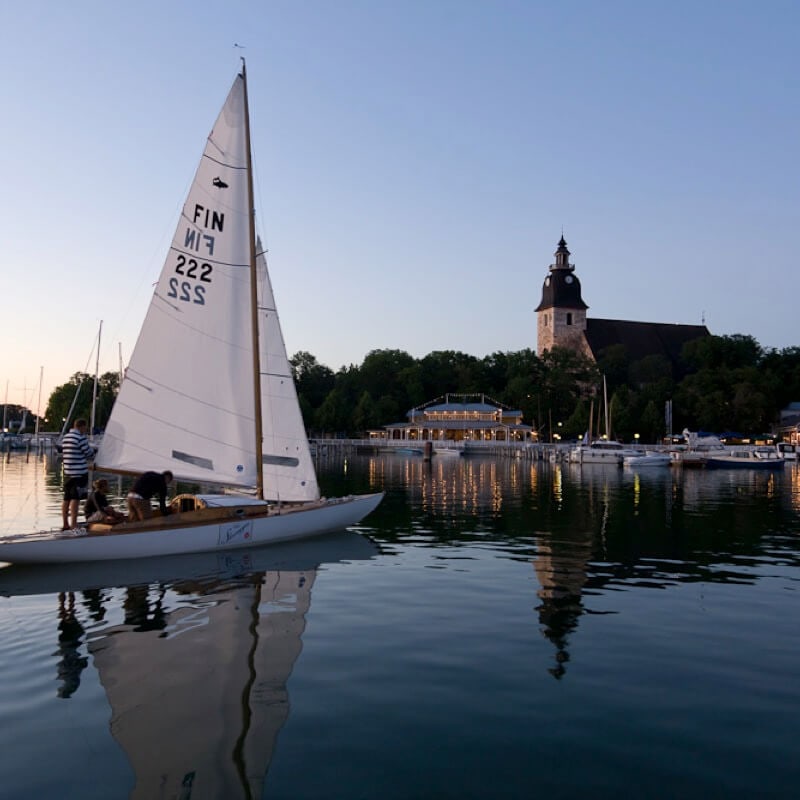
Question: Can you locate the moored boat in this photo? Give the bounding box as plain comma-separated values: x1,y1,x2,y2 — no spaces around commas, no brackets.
776,442,800,461
705,447,785,470
669,429,727,468
568,440,642,466
623,452,671,468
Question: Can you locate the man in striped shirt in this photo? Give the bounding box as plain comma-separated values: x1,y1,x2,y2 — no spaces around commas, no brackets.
61,418,95,530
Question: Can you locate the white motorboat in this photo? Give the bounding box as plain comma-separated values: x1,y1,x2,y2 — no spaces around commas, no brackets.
669,429,728,467
568,440,642,466
623,452,672,468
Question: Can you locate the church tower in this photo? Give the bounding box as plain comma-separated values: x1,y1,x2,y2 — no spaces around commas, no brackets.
535,236,589,356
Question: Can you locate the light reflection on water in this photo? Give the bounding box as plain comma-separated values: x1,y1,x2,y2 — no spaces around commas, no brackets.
0,452,799,799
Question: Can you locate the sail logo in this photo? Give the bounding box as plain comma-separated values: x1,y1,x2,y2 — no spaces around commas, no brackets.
218,521,253,546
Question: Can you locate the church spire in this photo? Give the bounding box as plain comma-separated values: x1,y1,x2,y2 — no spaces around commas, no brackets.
552,235,573,271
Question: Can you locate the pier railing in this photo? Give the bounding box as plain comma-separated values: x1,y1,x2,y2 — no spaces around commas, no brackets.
310,438,558,460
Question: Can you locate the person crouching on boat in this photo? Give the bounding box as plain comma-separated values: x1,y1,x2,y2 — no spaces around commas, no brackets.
127,471,174,521
84,478,126,525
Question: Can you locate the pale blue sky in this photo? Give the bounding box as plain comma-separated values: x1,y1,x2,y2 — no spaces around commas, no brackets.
1,1,798,414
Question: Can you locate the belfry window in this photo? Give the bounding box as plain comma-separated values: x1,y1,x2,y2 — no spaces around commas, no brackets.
566,312,573,325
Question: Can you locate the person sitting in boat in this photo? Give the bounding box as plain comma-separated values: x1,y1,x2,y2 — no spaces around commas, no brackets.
84,478,126,525
126,470,174,521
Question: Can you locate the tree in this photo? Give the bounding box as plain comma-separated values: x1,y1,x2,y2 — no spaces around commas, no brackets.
42,330,799,440
596,344,630,392
314,388,348,436
418,351,481,399
639,399,663,443
44,371,119,433
538,348,600,436
291,351,335,411
609,385,635,441
353,391,379,433
682,334,762,372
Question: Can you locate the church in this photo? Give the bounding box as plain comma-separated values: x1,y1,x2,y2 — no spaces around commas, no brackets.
535,236,709,370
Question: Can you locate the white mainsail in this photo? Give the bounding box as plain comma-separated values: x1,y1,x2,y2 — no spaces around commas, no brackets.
97,74,259,488
257,242,320,502
99,73,320,500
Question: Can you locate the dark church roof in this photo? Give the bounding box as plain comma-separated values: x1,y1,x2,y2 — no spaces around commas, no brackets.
534,269,588,311
585,318,709,369
535,235,588,312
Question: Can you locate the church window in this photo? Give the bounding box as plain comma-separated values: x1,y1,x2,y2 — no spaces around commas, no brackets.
566,312,573,325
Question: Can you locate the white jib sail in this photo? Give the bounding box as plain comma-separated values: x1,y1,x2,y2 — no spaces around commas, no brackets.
256,242,320,503
97,74,258,487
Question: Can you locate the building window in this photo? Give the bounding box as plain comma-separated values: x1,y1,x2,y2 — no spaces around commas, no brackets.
566,312,573,325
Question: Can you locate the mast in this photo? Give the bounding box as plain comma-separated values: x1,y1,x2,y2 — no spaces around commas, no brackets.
35,366,43,438
241,59,265,499
90,320,103,436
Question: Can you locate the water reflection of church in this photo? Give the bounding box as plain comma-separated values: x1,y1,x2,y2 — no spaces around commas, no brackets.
533,534,593,680
368,454,593,678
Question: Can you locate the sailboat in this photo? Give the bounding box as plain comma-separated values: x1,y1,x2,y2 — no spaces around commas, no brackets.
0,63,383,564
567,376,641,465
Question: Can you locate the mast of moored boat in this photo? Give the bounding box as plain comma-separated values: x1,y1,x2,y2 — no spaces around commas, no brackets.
90,320,102,437
241,59,265,500
35,366,43,439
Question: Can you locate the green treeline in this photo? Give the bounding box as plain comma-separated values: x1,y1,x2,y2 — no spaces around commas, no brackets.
33,333,800,444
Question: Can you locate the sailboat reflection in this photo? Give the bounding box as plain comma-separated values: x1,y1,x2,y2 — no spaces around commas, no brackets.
93,568,311,798
2,532,378,799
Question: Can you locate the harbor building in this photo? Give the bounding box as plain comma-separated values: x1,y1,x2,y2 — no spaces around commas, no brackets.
374,394,534,442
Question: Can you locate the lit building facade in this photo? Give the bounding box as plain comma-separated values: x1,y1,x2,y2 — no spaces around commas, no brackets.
373,394,535,442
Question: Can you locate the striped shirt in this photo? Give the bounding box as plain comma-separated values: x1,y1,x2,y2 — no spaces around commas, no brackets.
61,428,94,476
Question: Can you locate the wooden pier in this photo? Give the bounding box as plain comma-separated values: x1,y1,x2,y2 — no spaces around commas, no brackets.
311,438,562,461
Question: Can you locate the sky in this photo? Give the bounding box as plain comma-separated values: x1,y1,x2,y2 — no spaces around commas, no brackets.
1,0,798,416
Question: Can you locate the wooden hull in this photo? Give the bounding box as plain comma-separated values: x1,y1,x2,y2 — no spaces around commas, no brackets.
0,492,384,564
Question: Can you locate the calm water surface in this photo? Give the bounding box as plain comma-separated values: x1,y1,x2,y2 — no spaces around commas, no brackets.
0,450,799,799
